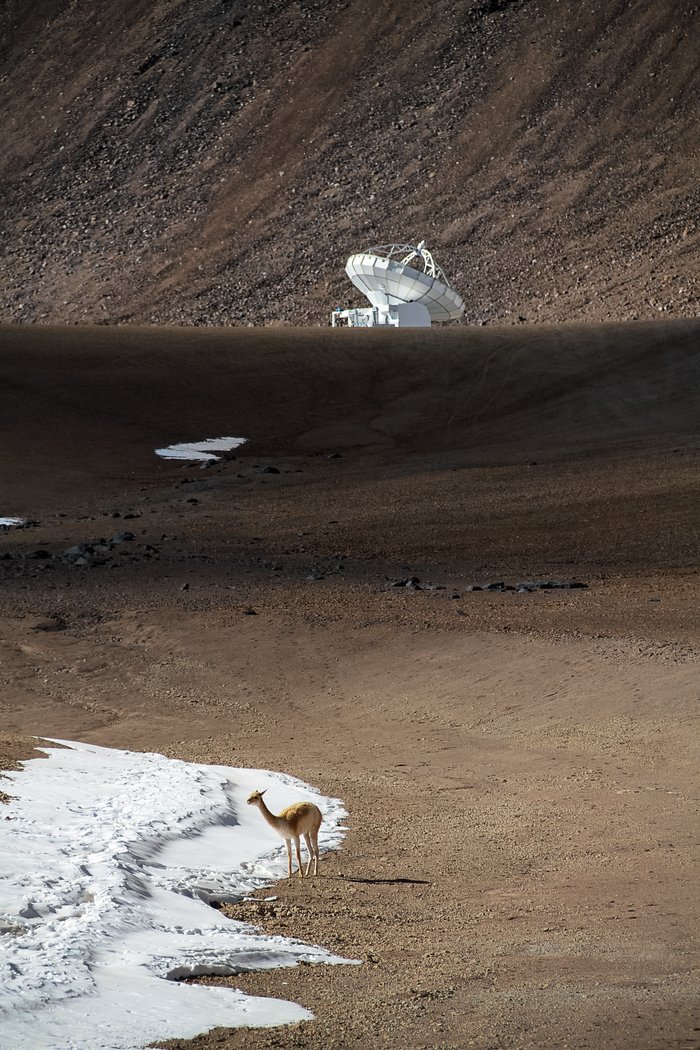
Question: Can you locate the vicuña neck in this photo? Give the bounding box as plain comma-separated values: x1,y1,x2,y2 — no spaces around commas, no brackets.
259,798,281,829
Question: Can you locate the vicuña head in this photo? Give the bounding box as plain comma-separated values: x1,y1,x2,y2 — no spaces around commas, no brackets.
247,788,323,878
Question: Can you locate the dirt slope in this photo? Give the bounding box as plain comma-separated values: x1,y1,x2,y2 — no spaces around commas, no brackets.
1,0,699,326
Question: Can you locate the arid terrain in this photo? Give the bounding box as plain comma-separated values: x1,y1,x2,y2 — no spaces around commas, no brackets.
1,0,699,327
1,320,698,1048
1,1,699,1046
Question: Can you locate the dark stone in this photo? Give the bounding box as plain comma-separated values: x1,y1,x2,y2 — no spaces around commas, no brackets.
540,579,588,590
466,585,482,591
111,531,135,543
28,549,51,559
258,466,280,474
122,512,140,519
242,606,257,615
327,452,341,459
181,583,190,591
136,52,162,76
185,497,199,504
484,582,505,591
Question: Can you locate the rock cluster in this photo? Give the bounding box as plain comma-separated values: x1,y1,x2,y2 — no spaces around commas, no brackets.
0,530,162,576
467,580,588,592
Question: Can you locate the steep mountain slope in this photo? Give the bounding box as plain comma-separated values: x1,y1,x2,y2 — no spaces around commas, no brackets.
1,0,698,326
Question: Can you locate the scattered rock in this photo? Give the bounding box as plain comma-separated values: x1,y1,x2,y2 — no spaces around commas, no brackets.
257,466,280,474
242,606,257,615
64,544,89,557
110,531,135,543
391,576,422,589
466,578,588,592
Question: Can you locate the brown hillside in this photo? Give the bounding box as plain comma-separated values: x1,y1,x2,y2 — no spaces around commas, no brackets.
1,0,698,326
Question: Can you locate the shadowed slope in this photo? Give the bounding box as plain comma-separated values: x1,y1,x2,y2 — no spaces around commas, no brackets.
0,319,698,511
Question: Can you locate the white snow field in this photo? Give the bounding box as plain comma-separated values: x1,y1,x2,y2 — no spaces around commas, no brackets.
0,740,352,1050
155,437,248,462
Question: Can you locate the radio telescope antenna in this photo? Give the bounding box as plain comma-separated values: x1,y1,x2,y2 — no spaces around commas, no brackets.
331,242,464,328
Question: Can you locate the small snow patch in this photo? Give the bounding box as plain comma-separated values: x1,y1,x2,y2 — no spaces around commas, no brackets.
156,437,248,462
0,517,25,528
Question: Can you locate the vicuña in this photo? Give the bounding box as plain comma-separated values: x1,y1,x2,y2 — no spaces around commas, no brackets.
247,789,322,878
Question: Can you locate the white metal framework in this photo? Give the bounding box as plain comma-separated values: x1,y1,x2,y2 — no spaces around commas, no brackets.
331,241,464,328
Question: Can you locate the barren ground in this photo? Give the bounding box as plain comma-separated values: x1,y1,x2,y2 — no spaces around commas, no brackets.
0,322,698,1049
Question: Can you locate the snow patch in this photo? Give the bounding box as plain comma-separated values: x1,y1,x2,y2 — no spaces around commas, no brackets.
156,437,248,462
0,517,25,527
0,740,353,1049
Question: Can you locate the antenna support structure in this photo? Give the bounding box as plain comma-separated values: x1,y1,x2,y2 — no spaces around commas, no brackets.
331,241,464,328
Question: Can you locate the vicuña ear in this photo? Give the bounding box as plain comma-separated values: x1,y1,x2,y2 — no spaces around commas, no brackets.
259,789,267,796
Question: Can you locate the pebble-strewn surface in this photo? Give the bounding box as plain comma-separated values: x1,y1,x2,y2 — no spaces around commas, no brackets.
1,0,698,327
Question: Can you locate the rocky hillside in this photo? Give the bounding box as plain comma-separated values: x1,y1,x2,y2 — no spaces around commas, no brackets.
1,0,698,326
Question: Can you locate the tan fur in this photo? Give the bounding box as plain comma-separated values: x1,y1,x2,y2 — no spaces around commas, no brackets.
247,790,322,878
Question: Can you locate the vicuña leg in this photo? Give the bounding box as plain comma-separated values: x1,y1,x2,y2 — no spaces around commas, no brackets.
310,830,320,876
303,833,314,876
294,836,304,878
285,838,293,878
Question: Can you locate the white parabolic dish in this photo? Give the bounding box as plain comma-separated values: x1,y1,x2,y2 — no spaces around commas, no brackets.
345,242,464,323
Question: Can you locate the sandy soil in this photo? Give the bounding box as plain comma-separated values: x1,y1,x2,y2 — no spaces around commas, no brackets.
1,322,698,1049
